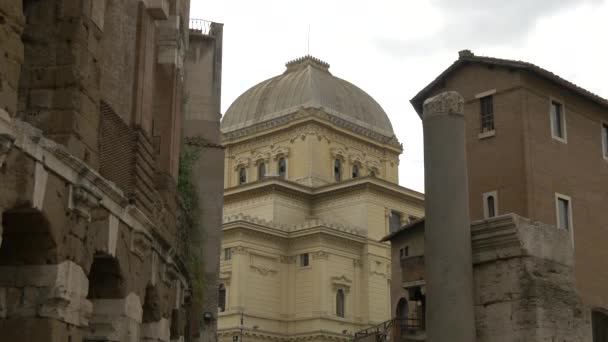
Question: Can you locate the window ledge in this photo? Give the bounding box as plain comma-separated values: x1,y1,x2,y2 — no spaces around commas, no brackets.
478,130,496,140
551,135,568,144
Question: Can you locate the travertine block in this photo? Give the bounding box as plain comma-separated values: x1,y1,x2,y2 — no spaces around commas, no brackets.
142,318,171,342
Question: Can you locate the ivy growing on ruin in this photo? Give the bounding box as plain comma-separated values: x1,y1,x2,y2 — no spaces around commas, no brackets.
177,142,206,310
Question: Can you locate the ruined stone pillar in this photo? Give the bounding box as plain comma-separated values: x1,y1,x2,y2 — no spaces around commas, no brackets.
422,91,476,342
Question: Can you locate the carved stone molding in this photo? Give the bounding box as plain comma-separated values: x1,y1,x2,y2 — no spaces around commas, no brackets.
353,259,362,268
331,275,352,293
130,230,151,260
312,251,329,260
233,156,250,170
232,246,248,255
271,145,290,160
330,146,347,160
68,184,102,221
250,264,278,276
348,151,364,164
280,255,296,264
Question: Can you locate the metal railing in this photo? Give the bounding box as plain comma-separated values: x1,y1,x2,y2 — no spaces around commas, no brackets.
189,18,215,36
353,318,424,342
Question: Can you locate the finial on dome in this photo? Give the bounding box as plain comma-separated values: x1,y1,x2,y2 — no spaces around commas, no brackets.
285,55,330,74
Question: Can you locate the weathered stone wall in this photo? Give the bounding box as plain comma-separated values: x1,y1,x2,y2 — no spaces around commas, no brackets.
184,22,224,342
0,108,195,340
0,0,224,341
17,0,104,168
0,1,24,118
472,214,591,341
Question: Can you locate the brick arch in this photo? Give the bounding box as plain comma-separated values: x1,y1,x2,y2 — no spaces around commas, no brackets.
0,206,57,265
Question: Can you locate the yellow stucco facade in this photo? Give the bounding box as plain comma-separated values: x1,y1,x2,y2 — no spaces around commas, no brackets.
218,56,424,342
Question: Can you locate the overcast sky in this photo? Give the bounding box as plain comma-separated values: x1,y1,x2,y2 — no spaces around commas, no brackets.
191,0,608,193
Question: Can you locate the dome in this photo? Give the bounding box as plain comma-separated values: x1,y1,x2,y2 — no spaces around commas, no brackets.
221,56,395,137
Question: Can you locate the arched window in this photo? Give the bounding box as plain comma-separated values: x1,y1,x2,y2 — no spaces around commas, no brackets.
278,158,286,179
396,298,408,319
334,159,342,182
218,284,226,312
352,164,360,178
238,167,247,185
336,289,345,318
258,163,266,180
483,191,498,219
487,195,495,218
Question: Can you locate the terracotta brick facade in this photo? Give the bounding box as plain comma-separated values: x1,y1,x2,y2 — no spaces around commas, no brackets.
412,51,608,312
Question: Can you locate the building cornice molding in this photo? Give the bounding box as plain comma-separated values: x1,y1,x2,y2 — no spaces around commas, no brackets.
224,176,424,204
471,213,574,267
222,107,402,152
223,214,368,240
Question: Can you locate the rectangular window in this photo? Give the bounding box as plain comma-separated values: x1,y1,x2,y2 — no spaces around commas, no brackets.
400,246,409,259
300,253,309,267
602,123,608,159
224,248,232,261
389,211,402,233
550,100,567,142
555,194,572,231
480,95,494,132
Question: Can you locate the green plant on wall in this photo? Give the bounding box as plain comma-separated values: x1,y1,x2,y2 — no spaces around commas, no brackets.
177,142,206,309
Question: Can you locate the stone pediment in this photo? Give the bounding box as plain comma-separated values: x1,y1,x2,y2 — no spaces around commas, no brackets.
331,275,352,292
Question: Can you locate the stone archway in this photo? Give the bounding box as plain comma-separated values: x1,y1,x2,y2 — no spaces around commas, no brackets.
0,207,56,265
87,253,125,300
396,298,408,320
86,253,143,342
395,297,409,339
0,207,90,341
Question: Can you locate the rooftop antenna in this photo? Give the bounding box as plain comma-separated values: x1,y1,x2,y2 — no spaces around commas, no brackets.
307,24,311,55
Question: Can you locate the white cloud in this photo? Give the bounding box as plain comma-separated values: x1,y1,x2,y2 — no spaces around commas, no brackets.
191,0,608,193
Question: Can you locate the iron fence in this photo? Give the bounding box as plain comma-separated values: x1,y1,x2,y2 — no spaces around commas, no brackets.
189,19,215,36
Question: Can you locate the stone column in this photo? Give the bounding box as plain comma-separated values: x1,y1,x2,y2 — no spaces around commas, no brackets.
422,91,476,342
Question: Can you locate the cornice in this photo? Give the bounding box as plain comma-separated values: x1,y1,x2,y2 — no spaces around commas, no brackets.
223,213,367,239
218,328,352,342
224,176,424,204
221,107,402,152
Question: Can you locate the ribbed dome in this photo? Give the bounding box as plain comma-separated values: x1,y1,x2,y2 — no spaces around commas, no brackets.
221,56,394,137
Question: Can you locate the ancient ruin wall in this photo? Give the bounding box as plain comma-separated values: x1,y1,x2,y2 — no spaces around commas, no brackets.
472,214,591,342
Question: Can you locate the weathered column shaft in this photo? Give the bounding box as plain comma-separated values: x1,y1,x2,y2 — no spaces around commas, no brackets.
422,91,476,342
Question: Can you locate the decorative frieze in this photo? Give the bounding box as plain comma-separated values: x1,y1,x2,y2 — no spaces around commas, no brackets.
312,251,329,260
250,264,278,276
